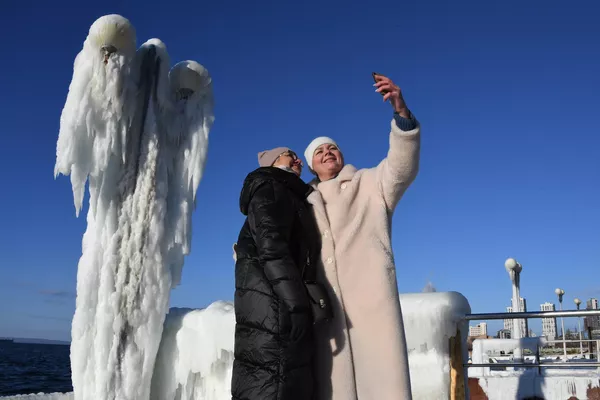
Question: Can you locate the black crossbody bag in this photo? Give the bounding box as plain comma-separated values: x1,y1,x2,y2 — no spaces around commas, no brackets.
302,255,333,324
304,281,333,324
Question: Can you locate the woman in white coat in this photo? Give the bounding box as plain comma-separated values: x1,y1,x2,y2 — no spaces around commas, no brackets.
304,73,420,400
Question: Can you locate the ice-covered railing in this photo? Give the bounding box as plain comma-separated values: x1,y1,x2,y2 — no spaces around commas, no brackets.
471,337,548,376
467,310,600,400
469,337,600,399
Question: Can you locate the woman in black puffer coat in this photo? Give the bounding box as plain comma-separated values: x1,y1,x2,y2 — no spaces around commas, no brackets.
232,147,321,400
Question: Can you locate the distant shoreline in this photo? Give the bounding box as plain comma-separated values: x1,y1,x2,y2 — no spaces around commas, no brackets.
0,337,70,345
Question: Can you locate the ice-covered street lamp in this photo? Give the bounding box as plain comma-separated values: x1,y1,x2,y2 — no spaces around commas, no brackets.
555,288,567,359
574,298,584,358
505,258,524,361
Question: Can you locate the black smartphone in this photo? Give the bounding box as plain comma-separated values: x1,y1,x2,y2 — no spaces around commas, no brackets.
372,72,387,95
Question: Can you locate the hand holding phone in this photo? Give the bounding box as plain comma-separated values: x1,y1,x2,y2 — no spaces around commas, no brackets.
372,72,387,95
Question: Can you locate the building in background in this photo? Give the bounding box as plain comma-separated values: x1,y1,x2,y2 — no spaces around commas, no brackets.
584,298,600,338
469,322,488,337
504,297,527,338
540,302,557,341
528,329,537,337
496,329,511,339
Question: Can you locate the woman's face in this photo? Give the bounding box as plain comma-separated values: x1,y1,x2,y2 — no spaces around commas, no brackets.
312,143,343,178
273,150,303,176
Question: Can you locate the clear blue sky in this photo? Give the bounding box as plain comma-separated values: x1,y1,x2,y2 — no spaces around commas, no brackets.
0,0,598,341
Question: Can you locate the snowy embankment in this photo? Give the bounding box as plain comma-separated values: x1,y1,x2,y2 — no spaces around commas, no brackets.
1,292,473,400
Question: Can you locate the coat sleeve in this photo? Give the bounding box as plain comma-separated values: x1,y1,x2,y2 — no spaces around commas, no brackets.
247,182,309,314
376,118,421,212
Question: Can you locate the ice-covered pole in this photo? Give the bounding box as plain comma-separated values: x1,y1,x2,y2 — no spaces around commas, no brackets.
504,258,523,361
574,298,584,358
555,288,567,359
55,13,214,400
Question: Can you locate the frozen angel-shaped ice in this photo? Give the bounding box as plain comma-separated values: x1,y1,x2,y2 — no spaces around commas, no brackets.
54,14,214,400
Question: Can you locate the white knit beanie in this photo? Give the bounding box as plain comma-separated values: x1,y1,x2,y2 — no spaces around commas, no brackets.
304,136,339,170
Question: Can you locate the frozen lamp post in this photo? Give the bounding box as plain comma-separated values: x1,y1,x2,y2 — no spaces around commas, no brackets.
555,288,567,359
505,258,523,361
574,298,584,358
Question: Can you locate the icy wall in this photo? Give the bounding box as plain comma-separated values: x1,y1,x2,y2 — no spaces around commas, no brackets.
150,302,235,400
151,292,472,399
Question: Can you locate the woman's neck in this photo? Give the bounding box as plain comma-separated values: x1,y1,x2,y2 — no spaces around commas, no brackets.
317,171,339,182
275,165,299,176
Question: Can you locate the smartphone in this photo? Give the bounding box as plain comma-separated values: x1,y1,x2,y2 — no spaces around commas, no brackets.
372,72,387,95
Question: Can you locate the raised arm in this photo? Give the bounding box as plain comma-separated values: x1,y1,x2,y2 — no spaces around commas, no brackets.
247,182,309,314
377,115,420,211
373,74,421,211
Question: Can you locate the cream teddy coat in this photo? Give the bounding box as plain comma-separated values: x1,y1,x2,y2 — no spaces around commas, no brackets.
307,119,420,400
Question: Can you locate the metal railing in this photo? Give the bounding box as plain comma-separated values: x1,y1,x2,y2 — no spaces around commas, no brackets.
467,362,596,368
464,309,600,370
466,309,600,321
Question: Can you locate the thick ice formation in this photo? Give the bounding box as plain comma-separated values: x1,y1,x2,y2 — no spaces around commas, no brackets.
146,293,473,400
150,301,235,400
54,14,214,400
400,292,471,399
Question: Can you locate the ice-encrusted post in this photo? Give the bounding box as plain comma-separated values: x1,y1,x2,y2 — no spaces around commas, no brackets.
54,14,214,400
504,258,523,362
400,292,471,399
555,288,567,359
574,297,584,358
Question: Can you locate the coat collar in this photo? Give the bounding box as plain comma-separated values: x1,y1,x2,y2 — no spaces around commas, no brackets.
239,167,313,215
307,164,358,188
306,164,357,225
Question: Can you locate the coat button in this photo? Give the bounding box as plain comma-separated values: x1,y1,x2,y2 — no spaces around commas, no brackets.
341,183,347,190
323,230,330,238
326,257,333,264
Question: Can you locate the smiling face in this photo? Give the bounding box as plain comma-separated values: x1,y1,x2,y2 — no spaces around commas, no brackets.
273,150,303,176
312,143,344,181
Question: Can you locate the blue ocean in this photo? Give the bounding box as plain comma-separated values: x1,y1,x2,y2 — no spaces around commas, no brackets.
0,341,72,396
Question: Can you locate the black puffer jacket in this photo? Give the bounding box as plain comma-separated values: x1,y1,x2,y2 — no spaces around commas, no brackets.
232,167,321,400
